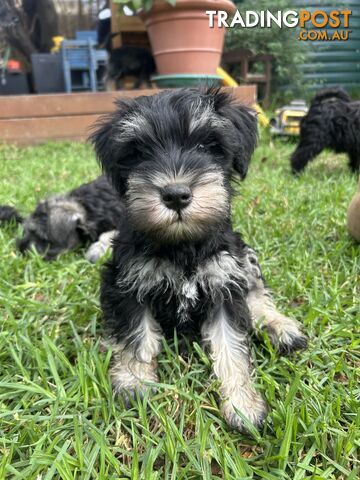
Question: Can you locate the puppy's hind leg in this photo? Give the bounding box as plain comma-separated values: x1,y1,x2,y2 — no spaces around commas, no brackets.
243,248,307,355
202,302,267,432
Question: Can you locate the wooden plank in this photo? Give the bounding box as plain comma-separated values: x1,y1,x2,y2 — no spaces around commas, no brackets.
0,86,257,145
0,90,158,120
0,114,100,144
0,86,256,120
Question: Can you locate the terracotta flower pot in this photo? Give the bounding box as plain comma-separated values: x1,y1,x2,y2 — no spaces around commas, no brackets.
140,0,236,75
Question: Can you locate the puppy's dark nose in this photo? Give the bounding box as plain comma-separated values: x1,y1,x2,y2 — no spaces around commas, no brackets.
161,184,192,211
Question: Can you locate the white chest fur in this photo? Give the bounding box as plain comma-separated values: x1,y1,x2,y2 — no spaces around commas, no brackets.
117,251,248,318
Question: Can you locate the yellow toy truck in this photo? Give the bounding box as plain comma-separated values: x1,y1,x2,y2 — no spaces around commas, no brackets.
270,100,308,136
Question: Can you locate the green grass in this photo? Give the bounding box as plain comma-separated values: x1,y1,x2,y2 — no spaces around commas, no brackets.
0,138,359,479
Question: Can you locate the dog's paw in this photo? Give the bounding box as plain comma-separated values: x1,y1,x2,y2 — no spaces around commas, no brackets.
263,315,308,356
277,331,308,356
276,322,308,356
114,384,156,406
86,231,117,263
221,391,267,433
85,241,108,263
110,362,158,403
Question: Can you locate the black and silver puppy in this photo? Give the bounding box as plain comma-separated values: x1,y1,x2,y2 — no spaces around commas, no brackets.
0,176,123,261
105,46,156,91
91,89,307,432
291,87,360,174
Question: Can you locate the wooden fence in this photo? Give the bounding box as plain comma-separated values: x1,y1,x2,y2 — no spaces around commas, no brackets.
0,86,256,145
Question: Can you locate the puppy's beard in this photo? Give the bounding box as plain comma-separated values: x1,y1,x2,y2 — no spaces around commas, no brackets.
127,168,229,242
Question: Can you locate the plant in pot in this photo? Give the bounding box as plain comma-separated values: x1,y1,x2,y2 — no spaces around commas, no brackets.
114,0,236,87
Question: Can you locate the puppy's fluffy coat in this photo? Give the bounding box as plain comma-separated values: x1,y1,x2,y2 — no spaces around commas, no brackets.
91,89,307,432
291,87,360,174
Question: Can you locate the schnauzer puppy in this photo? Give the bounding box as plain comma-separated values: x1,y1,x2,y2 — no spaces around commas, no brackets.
291,87,360,174
105,46,156,91
0,176,123,261
91,89,307,432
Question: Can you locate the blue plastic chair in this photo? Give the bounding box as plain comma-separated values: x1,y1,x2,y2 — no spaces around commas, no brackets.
75,31,98,43
61,39,107,92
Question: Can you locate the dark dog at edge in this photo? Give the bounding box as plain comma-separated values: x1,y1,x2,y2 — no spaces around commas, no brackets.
291,87,360,174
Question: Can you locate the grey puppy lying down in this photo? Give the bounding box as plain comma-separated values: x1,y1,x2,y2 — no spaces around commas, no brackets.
0,176,124,263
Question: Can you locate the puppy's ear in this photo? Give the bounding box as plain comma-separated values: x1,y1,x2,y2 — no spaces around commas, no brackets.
76,219,98,242
213,91,258,179
89,99,134,196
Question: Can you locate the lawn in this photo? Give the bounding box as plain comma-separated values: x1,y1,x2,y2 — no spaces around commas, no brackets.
0,137,359,479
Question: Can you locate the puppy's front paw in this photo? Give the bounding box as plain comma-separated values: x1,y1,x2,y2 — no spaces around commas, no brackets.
114,383,156,406
85,240,108,263
278,329,308,356
263,315,308,356
221,390,267,433
110,362,158,402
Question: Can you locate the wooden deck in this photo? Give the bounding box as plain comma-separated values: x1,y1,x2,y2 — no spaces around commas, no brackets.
0,86,257,145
